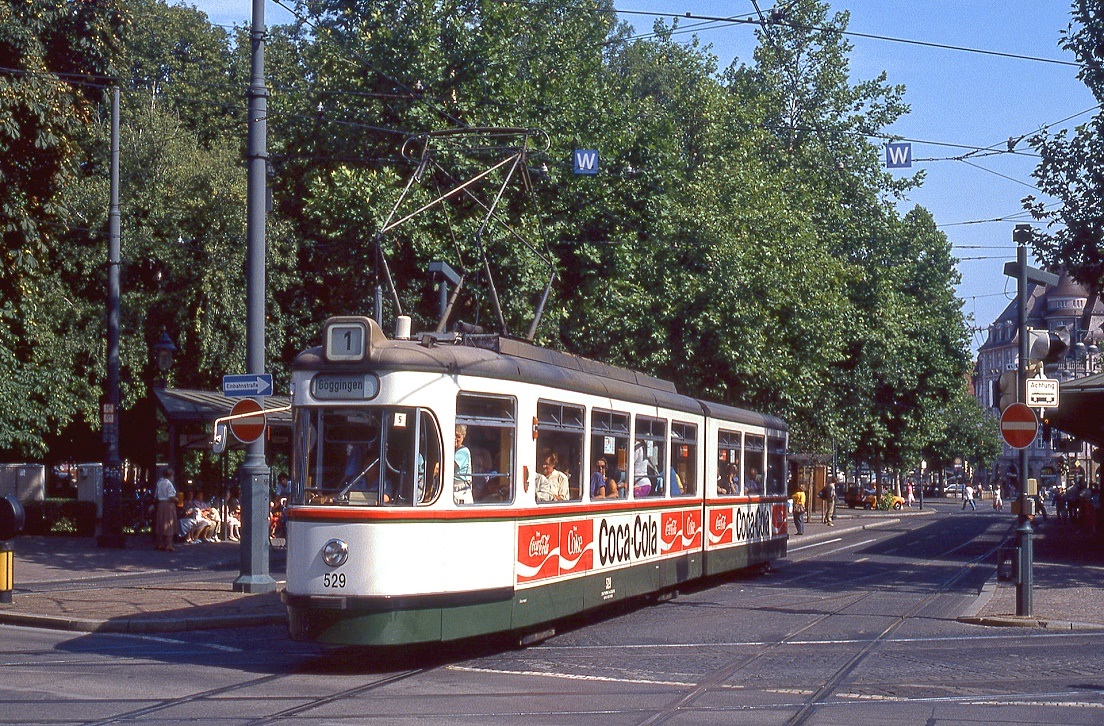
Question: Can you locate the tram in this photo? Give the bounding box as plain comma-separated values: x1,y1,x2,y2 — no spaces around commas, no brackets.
282,316,789,646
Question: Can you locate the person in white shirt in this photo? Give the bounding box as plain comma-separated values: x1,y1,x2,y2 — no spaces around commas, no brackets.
535,451,569,502
154,468,178,551
962,483,977,511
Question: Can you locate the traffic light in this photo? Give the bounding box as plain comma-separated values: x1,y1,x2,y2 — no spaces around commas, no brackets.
997,370,1017,411
1026,326,1070,363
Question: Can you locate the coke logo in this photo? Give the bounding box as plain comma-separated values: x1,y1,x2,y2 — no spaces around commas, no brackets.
529,533,551,557
665,519,678,537
686,518,698,536
566,529,584,556
715,513,727,530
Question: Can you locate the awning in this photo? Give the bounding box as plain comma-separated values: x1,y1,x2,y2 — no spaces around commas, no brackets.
153,388,292,450
1050,372,1104,447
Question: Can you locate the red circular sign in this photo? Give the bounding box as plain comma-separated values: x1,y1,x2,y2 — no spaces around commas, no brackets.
1000,402,1038,450
229,399,266,444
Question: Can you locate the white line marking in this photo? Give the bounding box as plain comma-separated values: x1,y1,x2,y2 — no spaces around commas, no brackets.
789,538,841,552
447,665,696,687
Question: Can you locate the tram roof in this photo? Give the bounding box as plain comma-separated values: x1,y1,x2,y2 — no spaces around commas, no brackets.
292,332,787,434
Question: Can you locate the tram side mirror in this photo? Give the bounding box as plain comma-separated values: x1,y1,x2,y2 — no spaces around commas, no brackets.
0,495,25,540
212,423,228,455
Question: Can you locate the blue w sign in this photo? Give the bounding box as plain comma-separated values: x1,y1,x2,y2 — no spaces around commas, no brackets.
573,150,599,175
885,142,912,169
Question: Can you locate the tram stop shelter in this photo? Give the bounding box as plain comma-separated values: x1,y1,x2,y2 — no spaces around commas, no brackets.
153,388,292,470
1050,372,1104,448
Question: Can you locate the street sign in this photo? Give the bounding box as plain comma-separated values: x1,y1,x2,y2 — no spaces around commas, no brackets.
1026,378,1060,408
573,149,599,175
1000,403,1039,450
885,142,912,168
228,399,266,444
222,373,273,397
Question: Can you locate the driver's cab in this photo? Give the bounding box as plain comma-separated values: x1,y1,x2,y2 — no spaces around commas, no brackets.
293,406,444,506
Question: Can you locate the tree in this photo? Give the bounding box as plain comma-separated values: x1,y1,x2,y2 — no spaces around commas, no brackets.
0,0,123,457
1025,0,1104,292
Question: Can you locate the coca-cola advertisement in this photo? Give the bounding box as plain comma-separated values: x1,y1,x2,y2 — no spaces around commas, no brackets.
559,519,593,575
517,524,560,583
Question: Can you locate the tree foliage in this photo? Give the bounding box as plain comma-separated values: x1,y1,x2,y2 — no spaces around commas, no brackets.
1025,0,1104,292
3,0,977,476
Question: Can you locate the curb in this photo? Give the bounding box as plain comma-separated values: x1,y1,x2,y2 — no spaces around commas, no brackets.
0,609,287,633
958,614,1104,631
789,515,908,548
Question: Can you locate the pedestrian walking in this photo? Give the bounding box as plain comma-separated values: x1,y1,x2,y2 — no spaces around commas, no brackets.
992,484,1003,512
906,481,915,508
820,476,838,526
791,489,806,535
962,482,976,511
154,468,178,552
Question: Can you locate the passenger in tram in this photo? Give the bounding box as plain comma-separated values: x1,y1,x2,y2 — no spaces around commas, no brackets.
535,450,570,502
590,458,615,499
453,425,473,504
745,467,763,495
718,463,739,495
472,448,496,501
632,442,654,497
669,466,683,496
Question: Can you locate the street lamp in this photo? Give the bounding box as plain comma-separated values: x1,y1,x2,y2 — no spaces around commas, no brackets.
153,331,177,388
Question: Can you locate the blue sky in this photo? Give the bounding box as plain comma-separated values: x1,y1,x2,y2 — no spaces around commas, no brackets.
186,1,1097,354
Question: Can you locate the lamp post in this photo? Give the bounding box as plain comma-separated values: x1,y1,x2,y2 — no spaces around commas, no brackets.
153,332,177,388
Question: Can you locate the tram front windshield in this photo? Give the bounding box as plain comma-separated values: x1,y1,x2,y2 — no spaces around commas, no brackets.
293,406,443,506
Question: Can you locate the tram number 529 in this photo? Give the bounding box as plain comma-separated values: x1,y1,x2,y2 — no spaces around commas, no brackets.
323,573,346,588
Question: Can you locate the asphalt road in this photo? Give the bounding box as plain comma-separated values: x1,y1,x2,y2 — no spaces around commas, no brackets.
3,502,1103,724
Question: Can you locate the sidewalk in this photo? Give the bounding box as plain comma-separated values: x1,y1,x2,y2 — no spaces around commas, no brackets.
0,535,287,633
960,516,1104,630
3,505,1097,635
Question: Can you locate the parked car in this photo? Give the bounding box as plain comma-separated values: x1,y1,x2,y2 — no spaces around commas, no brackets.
844,484,904,509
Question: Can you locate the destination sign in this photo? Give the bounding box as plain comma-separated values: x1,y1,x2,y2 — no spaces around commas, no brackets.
310,373,380,400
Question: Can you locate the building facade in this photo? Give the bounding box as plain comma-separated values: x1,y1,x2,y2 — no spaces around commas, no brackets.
974,270,1102,490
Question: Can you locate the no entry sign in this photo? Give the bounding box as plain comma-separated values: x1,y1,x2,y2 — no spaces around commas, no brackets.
1000,402,1038,450
229,398,266,444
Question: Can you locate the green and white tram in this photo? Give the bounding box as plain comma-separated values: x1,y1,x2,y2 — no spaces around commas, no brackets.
283,316,789,646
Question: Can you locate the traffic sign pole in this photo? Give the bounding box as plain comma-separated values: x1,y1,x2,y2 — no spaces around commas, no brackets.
1014,227,1033,617
234,0,276,595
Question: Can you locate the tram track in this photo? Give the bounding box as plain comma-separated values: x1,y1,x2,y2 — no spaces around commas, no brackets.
633,517,1008,725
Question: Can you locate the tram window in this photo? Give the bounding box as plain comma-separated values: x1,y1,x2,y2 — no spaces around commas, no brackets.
766,436,786,496
633,416,666,498
717,430,742,496
671,422,697,496
535,400,584,502
456,394,515,505
744,434,765,496
591,410,630,499
293,407,441,507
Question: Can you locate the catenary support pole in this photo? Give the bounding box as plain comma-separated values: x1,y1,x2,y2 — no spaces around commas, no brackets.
235,0,276,593
99,87,125,549
1014,226,1033,617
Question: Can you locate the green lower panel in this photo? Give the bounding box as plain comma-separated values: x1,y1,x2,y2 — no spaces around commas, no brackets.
288,549,739,646
288,597,515,646
704,538,787,576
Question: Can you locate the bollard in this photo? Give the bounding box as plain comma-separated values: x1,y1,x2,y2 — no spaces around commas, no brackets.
0,494,25,604
0,541,11,604
1015,517,1034,617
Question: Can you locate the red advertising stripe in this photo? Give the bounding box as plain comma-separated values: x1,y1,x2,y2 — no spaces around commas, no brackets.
772,503,787,536
517,523,560,583
559,519,593,574
660,511,683,554
683,510,703,549
708,507,733,545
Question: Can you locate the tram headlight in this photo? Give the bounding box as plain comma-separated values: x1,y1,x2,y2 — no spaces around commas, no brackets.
321,539,349,568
